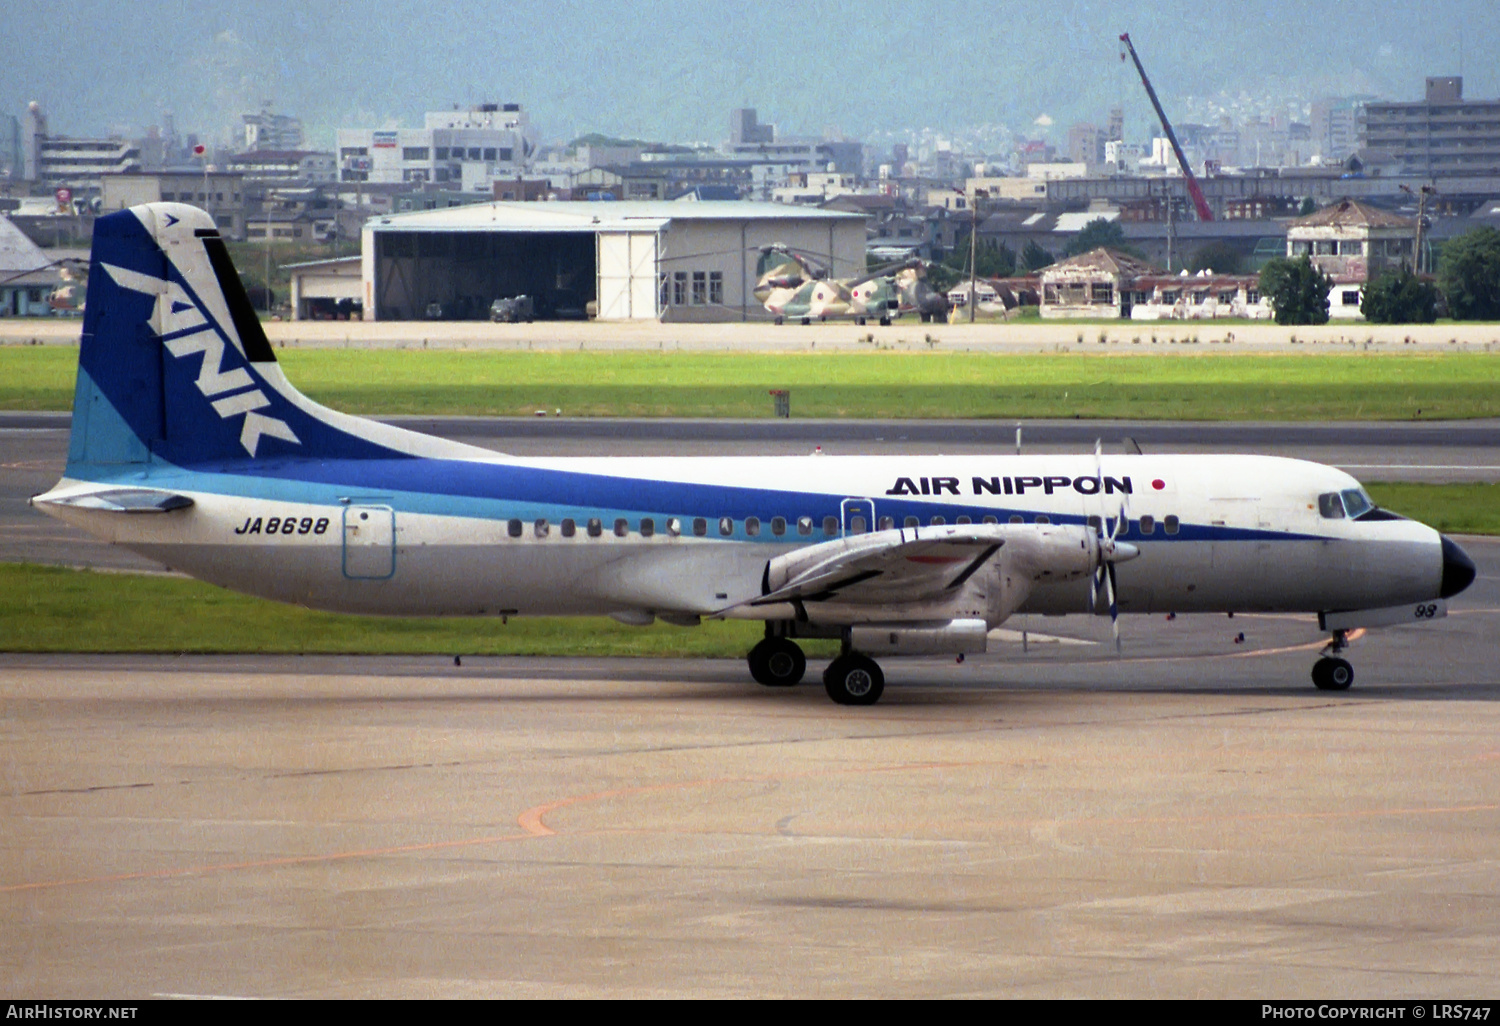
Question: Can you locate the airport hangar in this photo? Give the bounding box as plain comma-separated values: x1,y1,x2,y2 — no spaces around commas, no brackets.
336,200,865,323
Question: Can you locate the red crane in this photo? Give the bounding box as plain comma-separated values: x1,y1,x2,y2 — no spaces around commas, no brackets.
1119,32,1214,222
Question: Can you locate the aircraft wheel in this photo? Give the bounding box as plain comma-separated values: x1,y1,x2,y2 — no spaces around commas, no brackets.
1311,657,1354,691
823,654,885,705
856,316,866,325
879,316,891,326
748,638,806,687
774,316,784,325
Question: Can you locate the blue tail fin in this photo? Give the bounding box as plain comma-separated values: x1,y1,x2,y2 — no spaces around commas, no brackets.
68,203,479,474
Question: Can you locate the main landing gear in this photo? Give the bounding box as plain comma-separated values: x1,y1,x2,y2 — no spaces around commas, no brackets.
1311,629,1354,691
745,628,887,705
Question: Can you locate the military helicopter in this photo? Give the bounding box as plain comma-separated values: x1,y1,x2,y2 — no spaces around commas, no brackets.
754,245,946,325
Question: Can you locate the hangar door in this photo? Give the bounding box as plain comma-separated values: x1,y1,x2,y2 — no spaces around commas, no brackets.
596,232,659,320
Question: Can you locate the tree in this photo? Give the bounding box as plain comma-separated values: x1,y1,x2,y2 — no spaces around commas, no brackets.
1436,226,1500,321
929,239,1016,293
1299,197,1316,216
1259,256,1332,325
1062,217,1139,258
1187,241,1243,275
1021,240,1054,272
1360,268,1438,324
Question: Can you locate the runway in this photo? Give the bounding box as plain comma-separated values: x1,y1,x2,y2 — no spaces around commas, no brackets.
3,413,1499,996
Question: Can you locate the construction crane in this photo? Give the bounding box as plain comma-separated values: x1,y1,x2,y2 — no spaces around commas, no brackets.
1119,32,1214,222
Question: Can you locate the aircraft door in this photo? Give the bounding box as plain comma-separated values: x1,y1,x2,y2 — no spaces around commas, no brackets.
840,498,875,536
343,505,396,579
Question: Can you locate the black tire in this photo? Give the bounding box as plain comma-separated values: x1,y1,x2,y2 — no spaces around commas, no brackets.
879,316,891,326
748,638,806,687
801,317,810,326
1312,657,1354,691
774,316,784,326
856,316,866,326
823,654,885,706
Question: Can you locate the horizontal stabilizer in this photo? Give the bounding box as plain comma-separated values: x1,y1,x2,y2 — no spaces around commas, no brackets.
33,487,194,514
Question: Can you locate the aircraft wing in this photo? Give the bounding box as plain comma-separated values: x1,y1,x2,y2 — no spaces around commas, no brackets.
735,524,1007,609
34,487,194,514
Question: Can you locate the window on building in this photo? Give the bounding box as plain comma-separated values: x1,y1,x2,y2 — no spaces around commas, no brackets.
1342,290,1361,306
402,147,430,161
1315,240,1336,255
692,271,707,305
483,148,497,161
709,271,723,306
673,272,687,306
1091,283,1114,305
468,148,481,160
659,273,670,308
499,148,513,162
435,147,449,160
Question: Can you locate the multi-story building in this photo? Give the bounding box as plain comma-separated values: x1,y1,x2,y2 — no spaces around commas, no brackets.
1285,197,1415,319
99,172,247,238
241,108,305,152
336,103,538,190
1361,77,1500,175
224,150,336,183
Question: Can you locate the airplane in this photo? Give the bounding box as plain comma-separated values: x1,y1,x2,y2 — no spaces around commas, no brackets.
32,202,1477,705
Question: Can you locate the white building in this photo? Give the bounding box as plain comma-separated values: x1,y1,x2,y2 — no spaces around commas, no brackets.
358,200,865,323
336,104,539,191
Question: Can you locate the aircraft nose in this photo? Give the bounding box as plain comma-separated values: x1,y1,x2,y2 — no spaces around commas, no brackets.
1440,535,1477,599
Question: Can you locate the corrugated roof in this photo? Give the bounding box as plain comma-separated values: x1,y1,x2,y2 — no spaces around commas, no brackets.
369,199,861,233
1291,198,1414,230
1044,247,1160,277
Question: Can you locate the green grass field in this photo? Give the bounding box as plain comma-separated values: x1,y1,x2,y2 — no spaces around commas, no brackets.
2,483,1493,654
5,346,1500,420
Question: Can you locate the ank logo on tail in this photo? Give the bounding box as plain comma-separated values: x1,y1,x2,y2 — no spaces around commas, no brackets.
99,256,299,458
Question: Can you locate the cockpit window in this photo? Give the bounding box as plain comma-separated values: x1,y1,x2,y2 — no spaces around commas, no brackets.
1318,492,1346,519
1340,488,1373,519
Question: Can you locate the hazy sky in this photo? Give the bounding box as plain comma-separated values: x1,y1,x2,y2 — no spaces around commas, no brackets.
4,0,1495,150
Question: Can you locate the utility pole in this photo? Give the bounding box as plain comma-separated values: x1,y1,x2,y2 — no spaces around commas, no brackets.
968,188,981,322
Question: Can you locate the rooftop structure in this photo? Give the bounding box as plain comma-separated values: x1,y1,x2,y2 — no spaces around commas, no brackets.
1360,77,1500,175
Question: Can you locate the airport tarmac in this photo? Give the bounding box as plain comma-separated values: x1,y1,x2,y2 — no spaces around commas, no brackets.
2,413,1499,996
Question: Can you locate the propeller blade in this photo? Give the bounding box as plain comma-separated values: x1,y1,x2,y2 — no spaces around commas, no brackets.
1107,562,1121,653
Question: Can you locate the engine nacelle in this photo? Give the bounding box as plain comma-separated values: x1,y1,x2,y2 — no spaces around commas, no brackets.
850,618,989,655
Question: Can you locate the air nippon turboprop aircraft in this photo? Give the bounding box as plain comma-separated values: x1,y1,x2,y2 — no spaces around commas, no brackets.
33,203,1477,705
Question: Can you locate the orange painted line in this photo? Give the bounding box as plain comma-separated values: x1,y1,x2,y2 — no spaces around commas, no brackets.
0,830,530,894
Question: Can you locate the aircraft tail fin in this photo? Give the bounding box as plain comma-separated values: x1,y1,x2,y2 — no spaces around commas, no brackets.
67,203,487,473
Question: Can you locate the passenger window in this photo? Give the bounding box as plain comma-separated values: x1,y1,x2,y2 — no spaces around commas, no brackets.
1035,515,1049,524
614,518,629,537
982,515,997,525
1009,515,1023,524
771,516,787,536
561,518,576,538
666,517,681,536
587,517,602,537
533,518,549,538
640,518,655,537
1164,515,1180,535
904,516,919,528
797,516,813,536
823,516,838,536
878,516,894,530
1318,493,1346,519
719,517,734,536
850,516,867,534
507,518,523,538
745,517,761,537
1139,515,1154,535
693,517,707,536
956,515,971,525
930,515,945,526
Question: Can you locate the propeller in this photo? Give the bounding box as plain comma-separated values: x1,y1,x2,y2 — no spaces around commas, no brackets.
1089,440,1138,653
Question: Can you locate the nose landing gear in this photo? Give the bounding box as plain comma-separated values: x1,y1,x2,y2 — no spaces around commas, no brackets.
1312,629,1355,691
